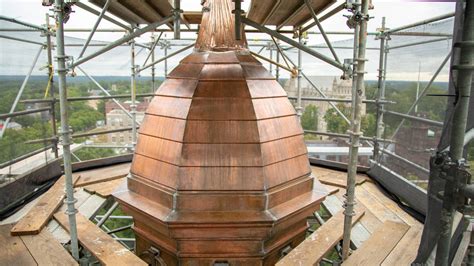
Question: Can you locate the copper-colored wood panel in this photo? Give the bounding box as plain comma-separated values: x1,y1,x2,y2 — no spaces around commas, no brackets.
181,258,262,266
114,189,172,222
139,115,186,142
264,155,311,189
128,177,174,209
167,210,274,224
180,144,262,167
252,97,296,120
257,115,303,143
176,192,265,211
155,79,199,98
168,63,204,79
169,225,271,240
131,154,179,188
180,53,209,64
178,167,265,191
206,51,239,63
267,177,313,209
261,135,307,165
199,64,244,80
134,220,177,251
136,135,182,165
183,120,259,143
193,81,251,98
146,96,192,119
236,53,262,65
242,64,274,80
187,98,256,120
178,240,263,255
246,80,287,98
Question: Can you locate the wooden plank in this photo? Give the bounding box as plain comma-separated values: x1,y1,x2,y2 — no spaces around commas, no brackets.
361,182,420,226
20,229,77,266
11,175,79,236
54,212,147,266
277,209,365,266
74,163,130,187
381,225,423,266
316,171,367,188
0,224,36,266
343,221,410,266
84,178,126,198
354,186,403,223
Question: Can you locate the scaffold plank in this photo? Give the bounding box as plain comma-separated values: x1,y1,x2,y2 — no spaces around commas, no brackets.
0,224,36,266
84,178,126,198
381,225,423,266
10,175,80,236
20,229,77,266
343,221,410,266
54,212,146,266
276,209,365,266
74,163,130,187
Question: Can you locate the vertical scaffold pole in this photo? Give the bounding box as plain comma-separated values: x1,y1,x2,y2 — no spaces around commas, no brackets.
435,1,474,265
374,17,387,160
151,34,156,93
343,0,369,260
53,0,79,260
296,28,303,120
130,29,137,150
45,13,59,158
276,41,280,81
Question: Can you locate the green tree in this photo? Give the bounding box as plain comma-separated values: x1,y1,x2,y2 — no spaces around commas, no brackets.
324,103,351,134
301,104,319,131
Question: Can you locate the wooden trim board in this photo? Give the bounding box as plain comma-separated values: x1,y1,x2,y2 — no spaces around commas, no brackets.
74,163,130,187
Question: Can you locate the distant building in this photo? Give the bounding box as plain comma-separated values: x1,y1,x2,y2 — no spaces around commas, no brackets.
284,76,365,133
23,102,51,121
0,121,22,130
105,99,149,145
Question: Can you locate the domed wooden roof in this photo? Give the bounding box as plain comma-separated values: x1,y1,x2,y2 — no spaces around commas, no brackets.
131,50,310,193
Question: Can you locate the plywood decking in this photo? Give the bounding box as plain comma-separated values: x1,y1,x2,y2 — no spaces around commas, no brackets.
280,166,424,265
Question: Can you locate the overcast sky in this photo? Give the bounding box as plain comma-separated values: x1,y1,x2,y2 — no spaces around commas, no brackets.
0,0,456,80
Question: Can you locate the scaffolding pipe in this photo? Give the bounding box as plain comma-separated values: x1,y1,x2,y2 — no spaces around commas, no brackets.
241,17,346,71
304,130,395,143
386,12,455,34
151,35,157,93
130,31,137,150
343,0,369,260
0,15,48,31
45,14,59,158
0,145,54,169
142,32,163,67
388,37,452,50
382,110,444,127
0,107,51,120
304,0,340,63
0,34,44,46
76,66,141,126
250,51,293,73
53,0,79,260
301,2,346,33
389,51,452,141
97,201,119,228
374,17,388,160
436,1,474,264
287,96,393,104
174,0,181,39
77,0,112,59
0,46,43,139
70,16,174,68
379,148,430,174
297,30,303,120
138,43,194,73
20,94,154,103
